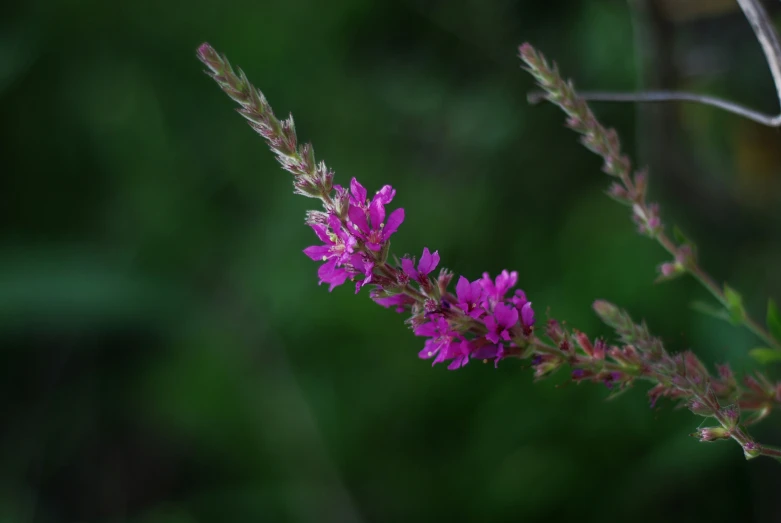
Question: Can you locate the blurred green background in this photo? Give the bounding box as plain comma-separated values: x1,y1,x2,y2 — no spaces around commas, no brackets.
3,0,781,521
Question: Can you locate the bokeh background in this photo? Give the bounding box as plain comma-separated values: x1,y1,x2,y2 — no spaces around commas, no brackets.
3,0,781,521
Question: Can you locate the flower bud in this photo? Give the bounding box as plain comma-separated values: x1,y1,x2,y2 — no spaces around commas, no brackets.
743,441,762,460
675,244,696,269
592,338,606,360
574,331,593,357
687,400,713,417
546,319,565,344
437,269,453,296
720,405,740,429
592,300,619,324
632,170,647,202
655,261,685,282
606,183,629,203
692,426,730,442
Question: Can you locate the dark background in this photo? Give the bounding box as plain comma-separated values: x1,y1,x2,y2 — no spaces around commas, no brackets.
3,0,781,522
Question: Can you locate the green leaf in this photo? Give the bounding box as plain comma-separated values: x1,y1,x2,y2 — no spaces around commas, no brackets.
690,301,730,321
749,347,781,364
672,225,696,250
767,299,781,344
723,285,746,325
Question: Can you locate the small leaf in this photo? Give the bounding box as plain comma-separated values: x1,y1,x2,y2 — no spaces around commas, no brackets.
724,285,746,325
767,299,781,344
673,225,697,253
749,348,781,364
690,301,730,321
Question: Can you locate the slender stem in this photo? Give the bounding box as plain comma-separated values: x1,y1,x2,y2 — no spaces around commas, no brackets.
527,90,781,127
736,0,781,109
655,231,781,350
527,0,781,127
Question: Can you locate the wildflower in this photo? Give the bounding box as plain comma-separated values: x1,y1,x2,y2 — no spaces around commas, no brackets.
303,213,357,291
346,178,404,251
371,291,414,313
401,248,440,286
415,316,462,365
455,276,484,318
479,270,518,308
484,303,519,344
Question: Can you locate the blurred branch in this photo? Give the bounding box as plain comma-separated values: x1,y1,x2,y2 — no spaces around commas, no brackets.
528,89,781,126
528,0,781,127
738,0,781,106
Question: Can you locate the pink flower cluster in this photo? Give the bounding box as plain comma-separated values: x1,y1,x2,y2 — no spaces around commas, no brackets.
303,177,404,292
302,176,535,370
413,270,535,370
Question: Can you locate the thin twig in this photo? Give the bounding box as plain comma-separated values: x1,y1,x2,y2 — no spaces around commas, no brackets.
528,0,781,127
737,0,781,107
527,90,781,126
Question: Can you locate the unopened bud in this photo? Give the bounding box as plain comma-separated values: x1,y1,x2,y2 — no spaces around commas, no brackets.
632,170,648,203
720,405,740,429
656,261,685,283
692,426,730,442
593,300,620,324
574,331,593,357
743,441,762,460
606,183,629,203
688,400,713,417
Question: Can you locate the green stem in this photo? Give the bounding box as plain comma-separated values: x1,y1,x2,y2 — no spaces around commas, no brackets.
656,232,781,351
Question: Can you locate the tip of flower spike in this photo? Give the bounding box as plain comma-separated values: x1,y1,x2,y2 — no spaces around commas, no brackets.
196,43,223,73
518,43,535,57
592,300,619,324
197,42,216,61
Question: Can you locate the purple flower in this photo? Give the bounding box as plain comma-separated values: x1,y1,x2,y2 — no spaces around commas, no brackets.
471,341,506,368
350,253,374,294
303,213,357,291
443,340,471,370
371,291,414,313
349,178,368,207
455,276,484,318
484,302,519,344
509,289,534,330
401,247,440,284
315,258,349,291
415,316,461,365
346,178,404,251
479,270,518,308
520,302,534,329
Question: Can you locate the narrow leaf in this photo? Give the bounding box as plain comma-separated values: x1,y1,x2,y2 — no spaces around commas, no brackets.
690,301,730,321
724,285,746,325
749,347,781,364
673,225,697,253
767,299,781,344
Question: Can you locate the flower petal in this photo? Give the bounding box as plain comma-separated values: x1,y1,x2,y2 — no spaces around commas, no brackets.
456,276,470,302
521,301,535,327
418,248,439,275
369,198,385,230
303,245,331,261
310,223,332,244
495,303,519,328
348,205,370,235
375,185,396,204
401,256,418,280
350,177,367,204
382,208,405,239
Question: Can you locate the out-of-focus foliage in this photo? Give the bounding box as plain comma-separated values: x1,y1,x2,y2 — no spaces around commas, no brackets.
2,0,781,522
